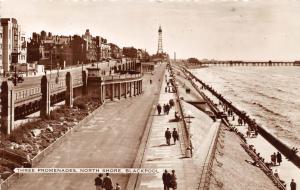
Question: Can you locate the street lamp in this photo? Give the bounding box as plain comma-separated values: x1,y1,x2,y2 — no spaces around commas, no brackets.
50,46,56,79
81,43,84,71
11,51,21,86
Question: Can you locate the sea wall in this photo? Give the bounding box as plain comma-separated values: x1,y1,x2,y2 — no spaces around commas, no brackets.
182,67,300,168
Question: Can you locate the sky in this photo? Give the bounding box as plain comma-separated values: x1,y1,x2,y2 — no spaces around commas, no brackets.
1,0,300,60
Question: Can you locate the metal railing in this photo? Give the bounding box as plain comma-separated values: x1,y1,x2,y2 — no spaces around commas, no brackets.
169,66,191,154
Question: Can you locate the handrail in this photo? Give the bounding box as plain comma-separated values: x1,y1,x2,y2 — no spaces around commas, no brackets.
169,65,191,154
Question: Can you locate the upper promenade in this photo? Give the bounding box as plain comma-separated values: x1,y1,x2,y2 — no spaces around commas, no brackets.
3,63,165,190
0,59,142,134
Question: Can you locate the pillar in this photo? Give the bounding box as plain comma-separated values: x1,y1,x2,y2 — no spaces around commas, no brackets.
139,81,142,94
102,85,106,102
133,81,136,96
118,83,121,99
82,70,87,95
65,72,73,108
129,82,132,97
41,75,51,118
124,83,127,98
1,81,15,134
111,83,114,101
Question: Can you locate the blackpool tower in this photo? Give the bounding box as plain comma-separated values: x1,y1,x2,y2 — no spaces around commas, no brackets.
157,26,163,54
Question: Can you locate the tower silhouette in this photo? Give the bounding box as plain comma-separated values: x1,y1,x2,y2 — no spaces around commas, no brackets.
157,26,163,54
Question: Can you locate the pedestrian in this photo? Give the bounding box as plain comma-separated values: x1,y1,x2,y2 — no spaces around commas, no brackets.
103,173,113,190
165,104,170,115
174,111,180,121
150,79,152,84
163,104,167,114
165,128,172,146
165,86,168,92
115,183,121,190
162,170,171,190
169,99,174,108
172,128,179,145
271,153,276,166
246,130,250,138
290,179,296,190
94,174,103,190
169,170,177,190
277,152,282,166
157,104,162,115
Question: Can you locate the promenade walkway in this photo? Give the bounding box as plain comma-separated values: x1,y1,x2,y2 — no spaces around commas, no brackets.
7,64,166,190
186,69,300,188
137,70,219,190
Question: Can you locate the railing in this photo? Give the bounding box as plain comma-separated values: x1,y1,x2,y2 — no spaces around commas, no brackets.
198,123,221,190
169,65,191,154
102,73,143,81
173,65,222,189
241,143,286,190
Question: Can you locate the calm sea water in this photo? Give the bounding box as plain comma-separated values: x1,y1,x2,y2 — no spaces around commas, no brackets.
192,67,300,147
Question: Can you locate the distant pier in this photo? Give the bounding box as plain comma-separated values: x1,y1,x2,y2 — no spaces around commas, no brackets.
183,60,300,68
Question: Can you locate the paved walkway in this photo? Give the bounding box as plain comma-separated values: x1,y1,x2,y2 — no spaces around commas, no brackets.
137,70,219,190
7,64,166,190
188,70,300,187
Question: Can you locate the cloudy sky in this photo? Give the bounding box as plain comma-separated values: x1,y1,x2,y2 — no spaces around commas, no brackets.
1,0,300,60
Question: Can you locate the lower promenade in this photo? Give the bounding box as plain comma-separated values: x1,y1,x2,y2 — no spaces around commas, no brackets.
7,64,166,190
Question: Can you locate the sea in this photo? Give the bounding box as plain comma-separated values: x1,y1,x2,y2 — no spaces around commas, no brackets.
192,66,300,148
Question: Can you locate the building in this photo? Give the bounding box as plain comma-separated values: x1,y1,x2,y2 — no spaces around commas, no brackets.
0,18,27,74
98,37,110,60
1,18,18,73
82,29,97,62
109,43,122,59
71,35,86,66
123,47,137,59
0,26,3,74
27,31,86,69
18,32,27,64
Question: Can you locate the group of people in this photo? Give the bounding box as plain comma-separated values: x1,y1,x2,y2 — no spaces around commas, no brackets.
94,173,121,190
165,128,179,145
162,169,178,190
157,103,171,115
270,152,282,166
157,99,175,116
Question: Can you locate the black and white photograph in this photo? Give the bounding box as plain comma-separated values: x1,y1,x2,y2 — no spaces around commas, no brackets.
0,0,299,189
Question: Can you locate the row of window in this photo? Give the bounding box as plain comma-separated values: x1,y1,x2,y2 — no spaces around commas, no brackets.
16,87,41,100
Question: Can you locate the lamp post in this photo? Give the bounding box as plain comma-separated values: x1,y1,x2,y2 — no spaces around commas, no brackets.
186,110,193,157
11,51,21,86
81,43,84,71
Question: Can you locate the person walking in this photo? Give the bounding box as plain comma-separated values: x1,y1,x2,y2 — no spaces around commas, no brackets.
165,128,172,146
162,170,171,190
94,174,103,190
172,128,179,145
271,153,276,166
103,173,113,190
163,104,167,115
290,179,296,190
165,104,170,115
157,104,162,115
277,152,282,166
169,170,177,190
